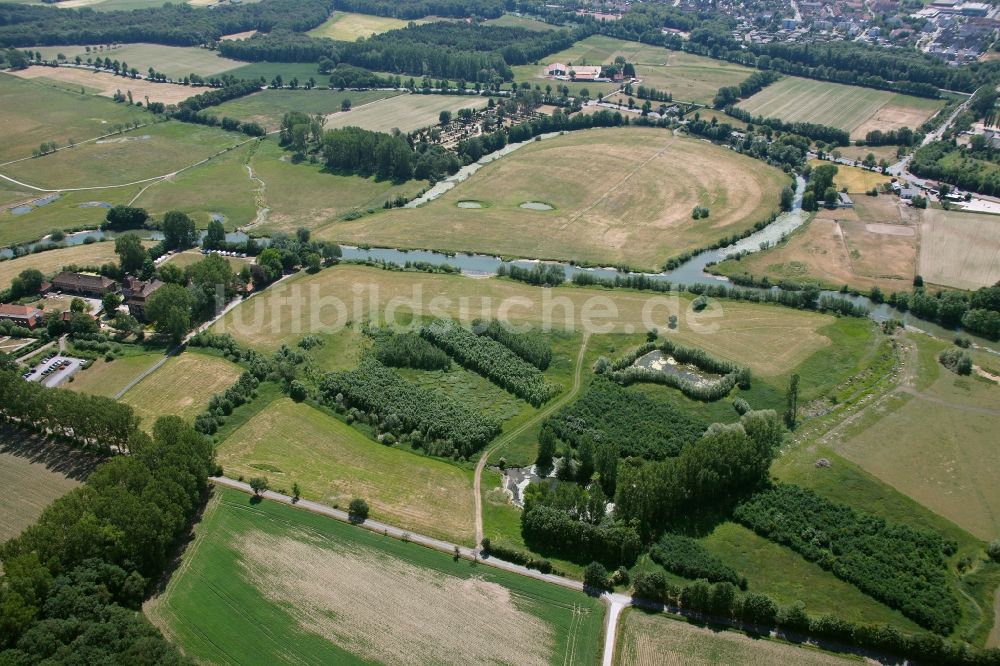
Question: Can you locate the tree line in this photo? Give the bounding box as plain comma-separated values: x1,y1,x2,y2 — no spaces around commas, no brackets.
724,106,850,146
909,140,1000,197
473,318,552,371
712,70,781,108
886,282,1000,340
334,0,504,20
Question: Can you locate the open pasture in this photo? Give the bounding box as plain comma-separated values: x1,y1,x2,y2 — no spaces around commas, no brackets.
8,65,199,105
919,207,1000,290
321,128,788,271
30,43,244,80
614,609,859,666
0,242,121,288
1,121,243,190
324,93,489,134
208,88,401,131
737,77,944,139
120,350,242,429
212,264,839,380
216,397,477,544
148,487,605,665
0,188,144,248
307,11,431,41
66,351,164,398
0,73,148,163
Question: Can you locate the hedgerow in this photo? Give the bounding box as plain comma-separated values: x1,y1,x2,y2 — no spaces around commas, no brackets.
420,320,559,405
733,484,960,634
473,318,552,370
650,533,746,588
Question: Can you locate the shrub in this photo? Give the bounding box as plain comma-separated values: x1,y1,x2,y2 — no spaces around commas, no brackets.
988,539,1000,563
583,561,609,590
650,533,745,588
348,498,369,523
473,318,552,370
939,347,972,375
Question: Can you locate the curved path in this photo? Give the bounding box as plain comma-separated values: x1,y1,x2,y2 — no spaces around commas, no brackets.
473,333,590,548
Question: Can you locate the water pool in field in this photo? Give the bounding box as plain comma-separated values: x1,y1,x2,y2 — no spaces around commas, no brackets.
519,201,553,211
457,201,483,209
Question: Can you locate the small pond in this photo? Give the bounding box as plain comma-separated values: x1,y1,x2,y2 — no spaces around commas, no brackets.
457,201,483,209
520,201,553,211
634,350,723,387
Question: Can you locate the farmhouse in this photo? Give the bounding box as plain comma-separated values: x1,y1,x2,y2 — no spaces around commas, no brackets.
568,65,603,81
0,303,43,329
122,276,165,321
51,271,119,297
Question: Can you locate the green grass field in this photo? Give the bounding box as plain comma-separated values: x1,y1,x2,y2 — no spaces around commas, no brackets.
148,487,605,665
0,73,148,164
226,61,324,83
215,397,478,544
737,77,945,139
318,127,789,271
324,93,489,134
486,14,557,31
0,187,145,248
208,88,402,130
164,249,251,272
30,43,244,79
120,350,242,429
614,609,858,666
307,10,430,40
66,350,164,398
2,121,243,190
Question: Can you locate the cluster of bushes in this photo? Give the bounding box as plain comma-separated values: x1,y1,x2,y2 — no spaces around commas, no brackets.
472,319,551,370
0,414,213,662
521,503,642,569
724,106,850,146
420,321,559,406
649,533,745,588
691,206,710,219
733,484,960,633
188,332,271,378
372,330,451,370
194,371,260,435
479,538,554,574
496,262,565,287
571,271,672,292
0,369,137,454
319,356,502,458
938,347,972,376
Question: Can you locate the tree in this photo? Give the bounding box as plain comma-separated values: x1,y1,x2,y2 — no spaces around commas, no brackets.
988,539,1000,562
784,374,800,429
256,248,284,284
249,476,269,496
115,232,147,274
144,283,191,343
536,426,556,471
802,191,817,212
162,211,197,251
102,292,122,315
348,498,369,523
291,482,301,503
583,561,609,590
289,380,307,402
157,262,185,285
104,205,148,231
577,436,595,483
780,185,794,211
70,297,86,313
10,268,44,299
203,218,226,250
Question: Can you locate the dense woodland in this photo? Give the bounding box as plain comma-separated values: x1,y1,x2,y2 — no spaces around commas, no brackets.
473,319,552,370
334,0,503,19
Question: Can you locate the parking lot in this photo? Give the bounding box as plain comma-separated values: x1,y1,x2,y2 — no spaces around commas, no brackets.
23,354,84,388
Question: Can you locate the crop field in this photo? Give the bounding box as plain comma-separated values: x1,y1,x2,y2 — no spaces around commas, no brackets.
66,351,164,398
215,397,477,544
737,77,944,139
0,426,93,542
208,88,402,131
321,128,789,271
8,66,198,105
30,43,244,79
212,264,840,380
0,242,122,288
120,351,242,428
0,73,149,163
1,121,243,190
307,11,431,40
808,159,891,193
835,335,1000,541
324,93,489,134
248,140,426,234
919,207,1000,290
148,487,605,665
614,609,858,666
226,61,323,83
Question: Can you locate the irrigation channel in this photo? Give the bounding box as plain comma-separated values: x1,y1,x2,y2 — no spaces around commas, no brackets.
5,176,998,353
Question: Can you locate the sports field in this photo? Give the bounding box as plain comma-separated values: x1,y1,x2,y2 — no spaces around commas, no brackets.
212,264,838,379
0,242,122,288
120,351,242,429
208,88,401,131
0,73,148,163
216,397,477,544
148,487,605,665
8,66,198,105
737,77,945,139
307,11,431,41
919,207,1000,290
614,609,858,666
324,93,489,134
320,128,789,270
30,43,244,79
1,121,243,190
66,351,164,398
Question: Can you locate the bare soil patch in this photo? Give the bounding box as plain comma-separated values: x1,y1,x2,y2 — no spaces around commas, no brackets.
9,66,198,105
865,223,914,236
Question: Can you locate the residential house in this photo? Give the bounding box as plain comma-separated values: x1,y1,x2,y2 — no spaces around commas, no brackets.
122,276,165,321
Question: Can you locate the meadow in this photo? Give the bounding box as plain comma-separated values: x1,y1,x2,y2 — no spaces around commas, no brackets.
30,43,244,79
307,11,431,41
147,487,606,665
164,249,252,272
215,397,478,544
320,128,788,271
485,14,556,31
208,88,402,130
120,350,242,429
66,350,164,398
324,93,489,134
919,207,1000,290
808,159,891,193
614,609,858,666
737,77,945,139
0,188,143,248
0,242,122,288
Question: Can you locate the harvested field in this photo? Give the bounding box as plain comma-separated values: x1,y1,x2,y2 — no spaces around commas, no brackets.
120,350,242,428
615,609,858,666
319,128,789,270
216,397,477,544
8,66,198,105
30,43,244,79
66,351,163,398
0,425,98,542
208,88,401,131
212,264,838,379
147,487,605,665
324,93,489,134
837,144,901,164
0,242,121,288
919,207,1000,290
307,11,430,40
737,78,944,139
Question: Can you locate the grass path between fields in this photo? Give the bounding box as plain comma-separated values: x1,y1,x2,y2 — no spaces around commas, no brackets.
473,333,590,548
